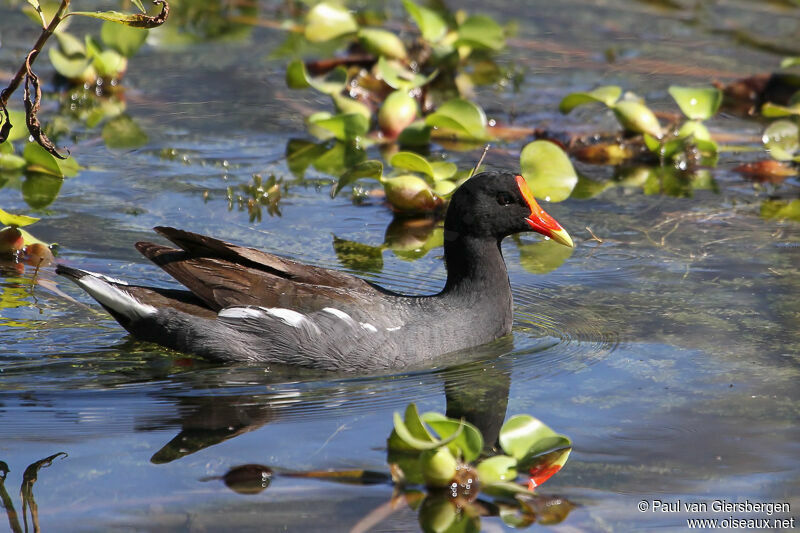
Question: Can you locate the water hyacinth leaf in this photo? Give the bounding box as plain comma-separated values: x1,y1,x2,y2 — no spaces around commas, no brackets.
456,15,504,51
3,110,28,143
287,60,347,94
420,446,458,487
102,115,148,149
101,20,148,57
19,227,51,248
332,94,371,121
523,447,572,488
668,86,722,120
613,101,662,138
383,175,443,212
482,480,534,498
402,0,447,42
55,31,87,56
425,98,488,140
390,151,435,180
309,113,369,142
23,143,79,177
0,208,39,227
0,152,27,171
397,121,431,146
761,101,800,118
48,47,92,80
331,159,383,198
677,119,712,141
499,414,571,461
780,57,800,68
431,162,457,181
68,0,170,28
559,86,621,114
91,49,127,78
519,140,578,202
422,412,483,462
475,455,518,485
376,57,438,91
22,172,63,209
358,28,407,60
763,119,799,161
518,238,574,274
390,404,455,451
304,2,358,43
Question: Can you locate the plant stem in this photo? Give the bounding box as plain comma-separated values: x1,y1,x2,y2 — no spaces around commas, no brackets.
0,0,71,108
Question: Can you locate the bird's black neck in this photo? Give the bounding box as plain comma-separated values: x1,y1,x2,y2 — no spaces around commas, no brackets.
441,230,511,299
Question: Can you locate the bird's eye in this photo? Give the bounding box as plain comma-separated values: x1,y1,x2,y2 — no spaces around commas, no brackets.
497,192,514,206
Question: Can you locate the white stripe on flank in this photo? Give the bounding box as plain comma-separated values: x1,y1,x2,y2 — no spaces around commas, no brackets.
77,276,156,319
220,306,311,330
360,322,378,333
218,307,266,319
386,326,402,332
322,307,353,322
264,308,308,328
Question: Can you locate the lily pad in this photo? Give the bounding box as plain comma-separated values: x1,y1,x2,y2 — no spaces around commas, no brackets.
456,15,504,51
425,98,488,141
559,86,621,114
402,0,447,42
668,86,722,120
304,2,358,43
331,159,383,198
762,119,799,161
519,140,578,202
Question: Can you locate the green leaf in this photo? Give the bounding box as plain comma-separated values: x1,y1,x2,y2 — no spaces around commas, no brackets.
102,115,148,149
612,100,662,138
762,101,800,118
390,151,435,180
18,227,51,247
397,121,431,147
311,141,366,176
331,160,383,198
0,152,27,171
668,86,722,120
383,175,443,212
0,208,39,227
23,143,79,178
286,60,347,95
761,199,800,222
48,47,92,80
432,180,456,197
304,2,358,43
131,0,146,13
499,414,570,461
482,480,534,498
68,8,167,28
101,20,148,57
55,31,87,56
422,412,484,462
519,140,578,202
402,0,447,42
559,86,621,113
456,15,504,51
676,120,712,141
431,161,457,181
763,119,799,161
376,56,438,91
2,110,28,143
425,98,488,141
780,57,800,69
286,139,330,178
391,407,463,451
358,28,407,60
475,455,518,485
332,94,371,121
308,113,369,142
91,49,127,78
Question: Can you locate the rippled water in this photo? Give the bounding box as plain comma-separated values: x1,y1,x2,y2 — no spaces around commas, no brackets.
1,0,799,531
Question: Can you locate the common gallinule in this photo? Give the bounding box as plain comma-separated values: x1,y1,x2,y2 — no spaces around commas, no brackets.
57,171,573,371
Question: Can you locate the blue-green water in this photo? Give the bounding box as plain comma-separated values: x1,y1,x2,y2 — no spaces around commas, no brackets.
1,0,799,530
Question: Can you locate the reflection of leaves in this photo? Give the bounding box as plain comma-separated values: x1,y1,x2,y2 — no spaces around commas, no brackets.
332,160,383,198
517,237,574,274
285,139,330,178
332,236,384,273
308,113,369,142
22,172,64,209
102,115,148,149
312,141,367,176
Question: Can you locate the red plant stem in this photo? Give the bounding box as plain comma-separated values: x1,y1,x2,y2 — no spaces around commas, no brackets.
0,0,71,108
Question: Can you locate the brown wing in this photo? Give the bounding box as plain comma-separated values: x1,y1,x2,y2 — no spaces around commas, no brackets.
135,227,384,312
